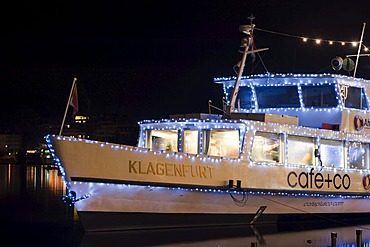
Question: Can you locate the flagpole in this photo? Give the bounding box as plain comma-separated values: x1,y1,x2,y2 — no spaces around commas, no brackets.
354,22,366,78
59,77,77,136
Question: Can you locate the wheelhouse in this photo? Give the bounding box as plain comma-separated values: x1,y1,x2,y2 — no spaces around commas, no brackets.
215,73,370,130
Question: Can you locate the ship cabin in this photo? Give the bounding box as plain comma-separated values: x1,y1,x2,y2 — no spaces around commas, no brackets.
215,73,370,132
137,73,370,171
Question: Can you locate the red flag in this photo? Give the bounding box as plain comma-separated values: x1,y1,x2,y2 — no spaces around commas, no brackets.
69,83,79,117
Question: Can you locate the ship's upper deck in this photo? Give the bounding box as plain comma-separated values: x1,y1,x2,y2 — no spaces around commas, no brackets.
214,73,370,133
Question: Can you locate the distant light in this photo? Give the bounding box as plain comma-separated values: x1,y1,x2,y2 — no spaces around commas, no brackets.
341,42,345,46
302,37,308,42
365,47,369,51
315,39,321,44
352,42,358,47
329,41,333,45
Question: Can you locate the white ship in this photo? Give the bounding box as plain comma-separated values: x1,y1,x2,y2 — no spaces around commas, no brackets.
45,21,370,232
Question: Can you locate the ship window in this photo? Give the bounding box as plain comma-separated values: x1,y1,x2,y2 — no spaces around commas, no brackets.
255,86,300,108
203,130,239,158
226,86,253,109
287,136,315,166
341,86,369,110
183,130,198,155
348,142,369,169
251,132,281,163
319,139,344,168
147,130,178,152
301,85,337,108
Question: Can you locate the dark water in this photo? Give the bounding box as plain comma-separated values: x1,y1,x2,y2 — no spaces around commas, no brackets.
2,163,370,247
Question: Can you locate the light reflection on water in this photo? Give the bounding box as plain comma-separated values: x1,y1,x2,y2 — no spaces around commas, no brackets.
0,163,66,196
0,163,82,247
1,163,370,246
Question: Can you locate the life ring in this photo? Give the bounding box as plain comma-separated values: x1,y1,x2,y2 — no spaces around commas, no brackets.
363,174,370,190
354,115,364,131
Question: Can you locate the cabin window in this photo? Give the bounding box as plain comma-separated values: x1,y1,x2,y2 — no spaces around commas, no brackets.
301,85,337,108
348,142,369,169
255,86,300,108
147,130,178,152
341,86,369,110
203,130,239,158
226,86,253,109
183,130,198,154
287,136,315,166
319,139,344,168
251,132,281,163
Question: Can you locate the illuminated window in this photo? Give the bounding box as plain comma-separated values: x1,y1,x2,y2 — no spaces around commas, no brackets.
203,130,239,158
348,142,369,169
287,135,315,166
251,132,281,163
183,130,198,155
146,130,178,152
319,139,344,168
74,115,89,124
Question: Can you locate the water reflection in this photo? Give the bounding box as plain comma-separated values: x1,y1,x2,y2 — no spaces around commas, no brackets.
81,224,370,247
2,163,370,247
0,163,66,197
0,163,82,247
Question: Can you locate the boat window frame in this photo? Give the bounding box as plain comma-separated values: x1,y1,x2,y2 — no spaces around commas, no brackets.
145,129,179,152
301,84,338,108
251,131,283,163
182,129,199,155
287,135,316,166
339,84,369,110
255,85,300,109
318,138,344,168
347,141,370,170
202,129,241,158
225,85,254,110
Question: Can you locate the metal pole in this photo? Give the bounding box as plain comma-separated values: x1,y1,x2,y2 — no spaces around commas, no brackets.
354,22,366,78
59,78,77,136
228,36,251,114
331,232,337,247
356,229,362,247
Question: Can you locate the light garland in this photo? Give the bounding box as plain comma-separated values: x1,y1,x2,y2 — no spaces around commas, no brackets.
43,72,370,205
216,73,370,115
65,180,370,199
254,27,369,51
44,121,370,207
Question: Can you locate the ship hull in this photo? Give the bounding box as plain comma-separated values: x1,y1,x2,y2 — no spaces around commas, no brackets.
45,134,370,232
78,211,370,232
69,180,370,232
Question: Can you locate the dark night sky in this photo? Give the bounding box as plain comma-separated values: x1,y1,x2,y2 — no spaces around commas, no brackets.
1,0,370,133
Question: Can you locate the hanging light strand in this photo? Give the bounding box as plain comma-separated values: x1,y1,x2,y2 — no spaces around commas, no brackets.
254,27,369,51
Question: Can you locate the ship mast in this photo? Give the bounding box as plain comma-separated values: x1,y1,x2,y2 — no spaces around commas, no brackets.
225,16,268,116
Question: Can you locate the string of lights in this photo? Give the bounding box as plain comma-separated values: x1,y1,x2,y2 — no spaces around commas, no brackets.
254,27,369,51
